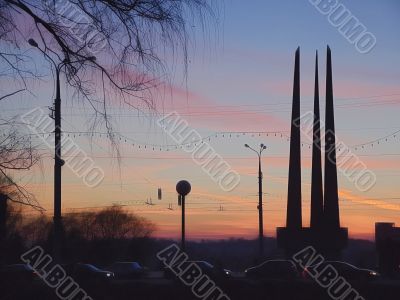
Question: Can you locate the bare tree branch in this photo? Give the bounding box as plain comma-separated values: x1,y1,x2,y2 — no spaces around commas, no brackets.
1,0,215,114
0,88,25,101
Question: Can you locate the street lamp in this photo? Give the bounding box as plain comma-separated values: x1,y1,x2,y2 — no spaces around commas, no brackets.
28,38,95,260
176,180,191,252
245,143,267,258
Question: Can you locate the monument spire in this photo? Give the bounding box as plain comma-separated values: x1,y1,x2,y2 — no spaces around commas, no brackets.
286,47,302,229
324,45,340,229
311,50,324,229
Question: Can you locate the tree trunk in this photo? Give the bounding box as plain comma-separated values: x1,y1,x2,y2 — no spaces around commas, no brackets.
0,193,7,241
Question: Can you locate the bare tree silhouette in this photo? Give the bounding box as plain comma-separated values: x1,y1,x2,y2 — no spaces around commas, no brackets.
16,205,155,246
1,0,216,131
64,205,155,240
19,214,51,246
0,91,42,210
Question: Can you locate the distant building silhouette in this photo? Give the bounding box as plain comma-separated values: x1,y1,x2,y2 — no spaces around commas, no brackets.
277,46,348,258
375,222,400,277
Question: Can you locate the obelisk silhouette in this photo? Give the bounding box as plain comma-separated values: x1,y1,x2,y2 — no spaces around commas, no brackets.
310,51,324,229
324,46,340,229
286,47,302,229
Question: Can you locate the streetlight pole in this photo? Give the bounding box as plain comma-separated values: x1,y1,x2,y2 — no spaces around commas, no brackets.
28,39,95,260
29,40,64,259
176,180,191,252
245,143,267,258
181,195,185,251
258,153,263,253
53,64,63,260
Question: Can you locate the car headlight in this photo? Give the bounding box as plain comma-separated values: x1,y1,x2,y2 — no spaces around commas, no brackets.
106,273,111,277
369,271,377,276
225,271,229,275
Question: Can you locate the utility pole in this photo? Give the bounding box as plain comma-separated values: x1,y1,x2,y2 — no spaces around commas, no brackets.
245,143,267,258
28,38,95,260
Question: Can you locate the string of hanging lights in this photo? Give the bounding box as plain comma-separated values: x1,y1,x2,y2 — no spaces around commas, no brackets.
12,128,399,153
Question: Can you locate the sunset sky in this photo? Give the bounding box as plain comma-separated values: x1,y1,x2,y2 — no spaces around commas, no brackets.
2,0,400,241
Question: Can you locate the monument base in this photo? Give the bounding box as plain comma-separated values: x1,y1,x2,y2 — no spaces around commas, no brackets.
276,227,348,259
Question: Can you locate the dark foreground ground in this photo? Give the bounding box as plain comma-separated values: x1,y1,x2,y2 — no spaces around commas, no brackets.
1,277,399,300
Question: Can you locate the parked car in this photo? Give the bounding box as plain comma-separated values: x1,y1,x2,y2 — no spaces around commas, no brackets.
164,261,232,280
245,260,299,280
0,264,38,282
72,263,114,282
302,261,380,281
193,261,232,279
107,262,145,279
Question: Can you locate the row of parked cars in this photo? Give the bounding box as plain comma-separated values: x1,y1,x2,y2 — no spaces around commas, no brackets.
0,259,382,283
165,259,380,282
